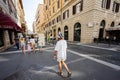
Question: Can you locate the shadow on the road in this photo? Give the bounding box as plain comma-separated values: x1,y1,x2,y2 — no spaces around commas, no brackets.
45,69,72,80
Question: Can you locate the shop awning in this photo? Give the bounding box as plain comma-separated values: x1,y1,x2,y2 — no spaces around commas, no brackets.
106,26,120,31
0,12,22,32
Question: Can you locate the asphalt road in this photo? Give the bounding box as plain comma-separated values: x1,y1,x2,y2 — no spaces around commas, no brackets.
0,44,120,80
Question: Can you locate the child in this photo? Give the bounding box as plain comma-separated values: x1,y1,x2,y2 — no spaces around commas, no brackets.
27,42,31,54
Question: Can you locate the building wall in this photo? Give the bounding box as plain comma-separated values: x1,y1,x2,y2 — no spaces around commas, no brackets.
43,0,120,43
35,4,45,34
0,0,25,51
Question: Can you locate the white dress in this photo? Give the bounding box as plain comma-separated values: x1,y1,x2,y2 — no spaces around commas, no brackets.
54,40,67,62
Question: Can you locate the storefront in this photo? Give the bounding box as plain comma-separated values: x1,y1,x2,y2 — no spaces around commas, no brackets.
106,26,120,44
0,12,22,51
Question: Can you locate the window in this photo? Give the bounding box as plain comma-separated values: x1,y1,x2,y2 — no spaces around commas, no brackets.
49,0,51,5
63,10,69,20
110,21,114,27
102,0,111,9
64,0,68,2
57,17,58,22
52,19,55,25
59,15,61,22
112,1,120,13
49,21,51,26
53,6,55,13
63,12,65,20
8,1,13,14
67,10,69,18
57,0,60,9
72,0,83,15
57,15,61,22
49,11,51,16
73,5,76,15
46,5,48,10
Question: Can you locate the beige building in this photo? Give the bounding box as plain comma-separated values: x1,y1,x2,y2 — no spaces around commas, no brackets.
43,0,120,44
34,4,45,46
0,0,25,51
35,4,45,34
16,0,26,33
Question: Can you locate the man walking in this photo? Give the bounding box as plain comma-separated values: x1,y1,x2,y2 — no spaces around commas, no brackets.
54,32,71,77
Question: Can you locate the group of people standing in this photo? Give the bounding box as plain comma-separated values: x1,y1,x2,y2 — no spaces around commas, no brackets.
14,35,42,55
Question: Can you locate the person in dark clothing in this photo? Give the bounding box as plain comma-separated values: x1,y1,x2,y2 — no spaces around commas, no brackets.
14,36,19,49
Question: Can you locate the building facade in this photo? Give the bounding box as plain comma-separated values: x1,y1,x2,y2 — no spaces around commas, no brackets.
43,0,120,44
0,0,25,51
16,0,26,33
35,4,45,34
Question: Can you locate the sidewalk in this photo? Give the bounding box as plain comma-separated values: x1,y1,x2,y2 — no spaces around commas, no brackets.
67,41,120,52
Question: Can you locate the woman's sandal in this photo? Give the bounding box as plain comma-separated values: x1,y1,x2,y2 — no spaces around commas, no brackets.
58,72,63,76
68,72,72,77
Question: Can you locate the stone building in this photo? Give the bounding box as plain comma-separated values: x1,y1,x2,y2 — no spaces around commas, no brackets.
43,0,120,44
0,0,25,51
35,4,45,34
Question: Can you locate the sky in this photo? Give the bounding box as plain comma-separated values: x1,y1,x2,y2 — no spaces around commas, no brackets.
22,0,43,31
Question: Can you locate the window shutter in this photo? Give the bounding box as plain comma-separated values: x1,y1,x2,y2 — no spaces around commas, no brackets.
101,0,104,8
106,0,111,9
73,5,76,15
80,0,83,11
115,3,119,12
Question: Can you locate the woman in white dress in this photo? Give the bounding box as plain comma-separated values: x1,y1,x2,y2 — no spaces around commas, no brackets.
54,32,71,77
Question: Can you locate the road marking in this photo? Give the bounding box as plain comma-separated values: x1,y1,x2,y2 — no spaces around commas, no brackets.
68,49,120,71
78,44,117,51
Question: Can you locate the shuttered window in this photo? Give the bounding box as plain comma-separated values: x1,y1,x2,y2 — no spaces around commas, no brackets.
112,1,120,13
102,0,111,9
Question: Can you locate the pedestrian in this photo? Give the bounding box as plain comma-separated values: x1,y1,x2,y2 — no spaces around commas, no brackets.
30,35,36,53
19,36,26,55
27,41,31,54
54,32,72,77
14,36,19,49
38,38,43,52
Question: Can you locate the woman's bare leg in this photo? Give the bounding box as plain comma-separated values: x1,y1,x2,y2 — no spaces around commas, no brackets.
61,61,70,73
22,46,25,55
33,45,35,53
62,61,72,77
58,61,62,75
